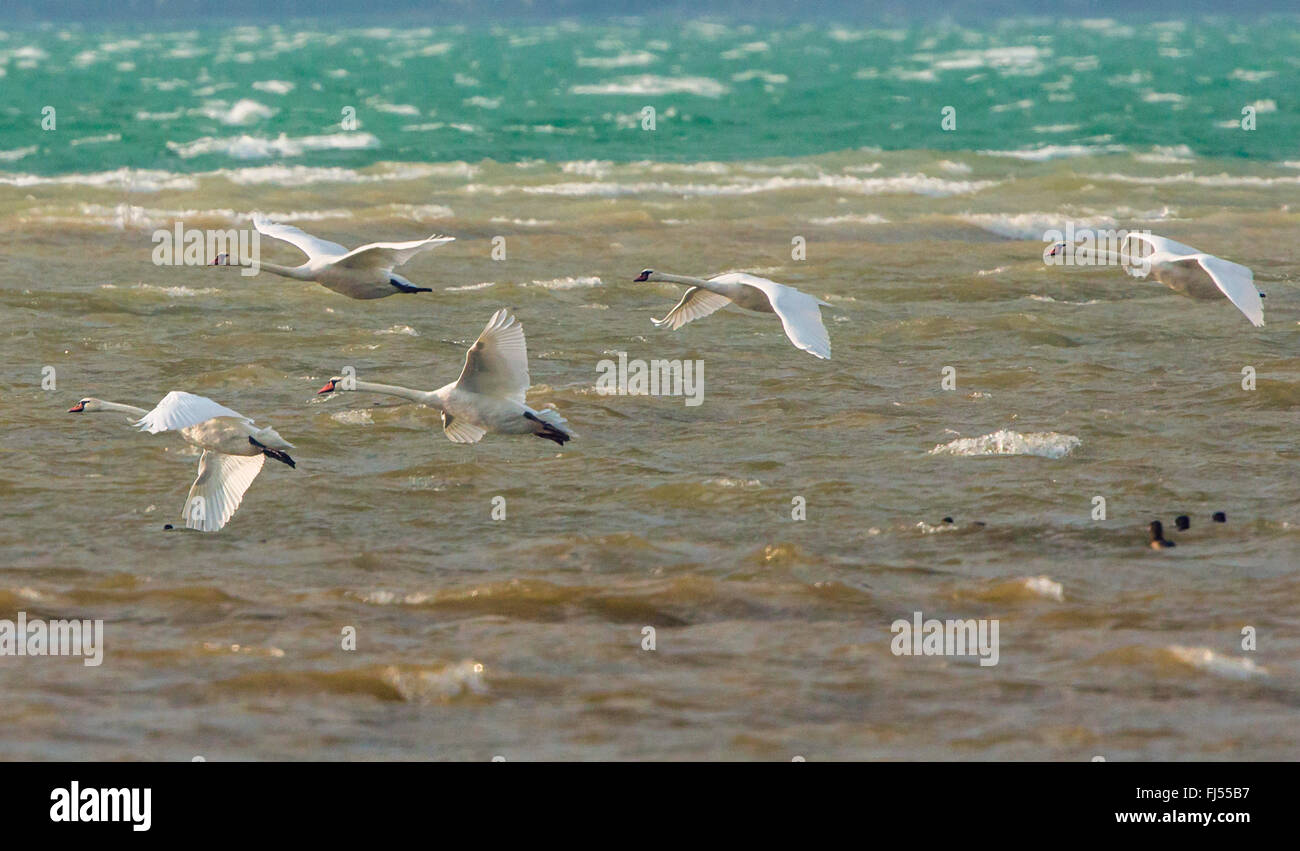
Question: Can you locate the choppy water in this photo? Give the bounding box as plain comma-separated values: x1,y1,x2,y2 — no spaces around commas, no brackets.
2,17,1299,760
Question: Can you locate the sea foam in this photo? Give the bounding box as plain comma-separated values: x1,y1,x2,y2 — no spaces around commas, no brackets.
929,430,1081,459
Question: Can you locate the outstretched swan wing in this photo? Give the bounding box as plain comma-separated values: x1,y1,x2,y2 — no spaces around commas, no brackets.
135,391,251,434
714,272,832,360
455,309,530,403
651,286,732,330
1179,254,1264,327
252,214,348,261
334,235,455,271
182,451,265,532
1124,231,1202,259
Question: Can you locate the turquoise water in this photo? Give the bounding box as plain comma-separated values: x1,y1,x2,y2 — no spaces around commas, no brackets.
1,17,1296,175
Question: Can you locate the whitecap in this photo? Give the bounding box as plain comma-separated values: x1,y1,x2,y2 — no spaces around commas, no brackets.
1086,171,1300,188
809,213,889,225
928,430,1081,459
0,168,197,191
1133,144,1196,164
382,661,487,702
69,133,122,147
577,51,657,68
1142,91,1187,105
489,216,555,226
1229,69,1276,83
720,41,769,60
466,173,995,199
570,75,728,97
731,70,788,84
523,276,604,290
0,145,36,162
962,211,1118,241
703,478,761,488
330,410,374,426
1167,646,1267,680
126,284,219,298
373,102,420,116
1021,576,1064,601
166,132,378,160
252,79,295,95
199,98,276,125
561,159,613,177
978,143,1127,161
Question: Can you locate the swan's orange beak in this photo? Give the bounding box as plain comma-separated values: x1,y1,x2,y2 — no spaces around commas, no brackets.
68,402,85,412
317,380,336,395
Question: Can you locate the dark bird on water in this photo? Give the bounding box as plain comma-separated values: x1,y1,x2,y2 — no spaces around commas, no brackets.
1149,520,1176,550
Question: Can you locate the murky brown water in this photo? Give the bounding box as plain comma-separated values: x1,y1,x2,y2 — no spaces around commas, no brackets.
2,150,1298,759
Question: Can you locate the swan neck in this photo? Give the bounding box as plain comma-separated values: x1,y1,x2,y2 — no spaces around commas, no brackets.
98,401,149,417
656,273,712,287
1072,247,1126,263
256,261,311,279
352,381,432,405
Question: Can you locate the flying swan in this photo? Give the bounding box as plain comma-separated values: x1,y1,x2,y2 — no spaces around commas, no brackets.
634,270,832,359
318,308,573,445
69,391,295,532
212,213,455,300
1050,232,1264,327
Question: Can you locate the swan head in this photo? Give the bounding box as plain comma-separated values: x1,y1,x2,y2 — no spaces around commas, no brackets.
1047,242,1068,257
210,253,231,266
68,397,101,413
633,269,656,282
318,377,344,395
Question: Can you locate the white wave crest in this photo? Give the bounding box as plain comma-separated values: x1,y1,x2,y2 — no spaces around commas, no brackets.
929,429,1081,459
167,132,379,160
570,75,728,97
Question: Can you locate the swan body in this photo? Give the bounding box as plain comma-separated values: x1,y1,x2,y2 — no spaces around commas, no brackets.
1051,232,1264,327
634,269,832,359
69,391,295,532
214,214,455,300
319,309,573,445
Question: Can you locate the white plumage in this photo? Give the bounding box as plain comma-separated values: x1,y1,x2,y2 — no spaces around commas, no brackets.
218,214,455,300
70,391,294,532
1125,232,1264,328
318,309,573,446
638,269,832,359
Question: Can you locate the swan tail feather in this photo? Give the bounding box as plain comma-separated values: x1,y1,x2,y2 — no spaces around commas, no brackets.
255,426,295,449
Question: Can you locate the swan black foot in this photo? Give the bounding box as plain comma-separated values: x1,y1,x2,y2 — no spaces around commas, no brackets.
391,278,432,293
524,411,571,445
249,436,296,468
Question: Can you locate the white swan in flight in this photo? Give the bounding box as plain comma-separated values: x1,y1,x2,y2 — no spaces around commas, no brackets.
1049,232,1264,327
318,309,573,445
634,270,832,359
69,391,295,532
212,213,455,300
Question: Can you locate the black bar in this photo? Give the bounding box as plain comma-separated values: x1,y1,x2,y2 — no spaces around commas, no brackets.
2,762,1283,837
